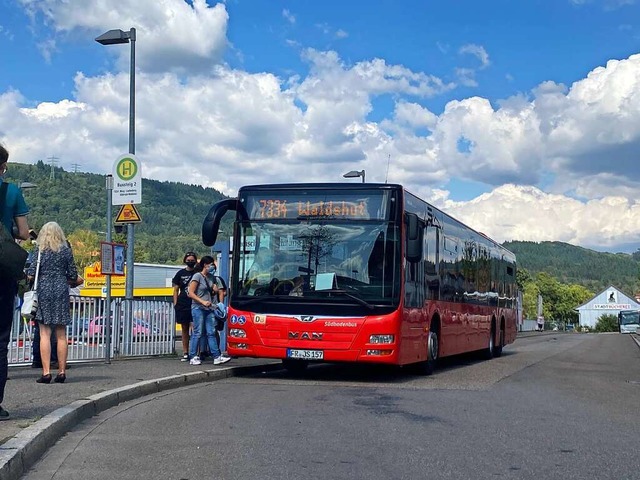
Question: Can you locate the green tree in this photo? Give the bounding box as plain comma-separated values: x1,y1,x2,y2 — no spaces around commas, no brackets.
522,281,539,320
516,267,531,291
533,272,593,325
67,229,100,271
5,163,229,265
505,240,640,295
555,283,592,325
594,314,618,333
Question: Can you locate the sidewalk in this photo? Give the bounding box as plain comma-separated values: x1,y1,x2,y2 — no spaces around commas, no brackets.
0,349,280,480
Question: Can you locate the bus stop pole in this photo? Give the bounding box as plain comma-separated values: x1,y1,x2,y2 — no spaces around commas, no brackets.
105,175,113,364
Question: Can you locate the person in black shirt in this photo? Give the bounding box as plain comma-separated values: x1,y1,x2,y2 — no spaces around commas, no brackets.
172,252,198,361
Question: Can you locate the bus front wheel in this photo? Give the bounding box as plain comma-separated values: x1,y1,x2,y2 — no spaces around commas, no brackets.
416,331,438,376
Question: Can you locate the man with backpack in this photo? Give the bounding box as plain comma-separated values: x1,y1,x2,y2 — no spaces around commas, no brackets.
0,143,30,420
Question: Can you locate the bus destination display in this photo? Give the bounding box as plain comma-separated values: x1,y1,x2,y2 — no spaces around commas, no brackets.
242,192,390,220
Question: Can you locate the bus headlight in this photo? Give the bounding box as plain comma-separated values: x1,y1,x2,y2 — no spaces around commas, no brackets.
369,334,394,344
230,329,246,338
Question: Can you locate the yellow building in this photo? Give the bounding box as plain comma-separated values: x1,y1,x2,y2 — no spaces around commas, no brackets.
80,261,181,299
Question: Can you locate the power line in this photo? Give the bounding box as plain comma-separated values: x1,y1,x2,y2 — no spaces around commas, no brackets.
71,163,81,173
47,155,59,181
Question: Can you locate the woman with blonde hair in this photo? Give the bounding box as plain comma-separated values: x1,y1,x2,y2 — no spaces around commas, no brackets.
27,222,82,384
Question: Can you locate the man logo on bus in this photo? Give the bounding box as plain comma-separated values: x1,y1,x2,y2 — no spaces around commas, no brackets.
299,315,315,323
289,332,323,340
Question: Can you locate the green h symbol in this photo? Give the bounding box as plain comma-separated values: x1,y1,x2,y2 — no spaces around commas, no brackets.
122,162,133,176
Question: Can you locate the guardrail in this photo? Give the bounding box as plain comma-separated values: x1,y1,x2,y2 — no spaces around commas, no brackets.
9,296,175,366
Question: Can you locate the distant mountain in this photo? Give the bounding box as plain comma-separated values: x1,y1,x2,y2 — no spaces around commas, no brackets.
503,240,640,296
6,161,229,264
6,163,639,293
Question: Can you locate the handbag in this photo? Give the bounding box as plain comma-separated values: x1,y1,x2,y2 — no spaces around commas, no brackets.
213,302,227,331
68,274,84,287
21,248,41,319
0,182,29,281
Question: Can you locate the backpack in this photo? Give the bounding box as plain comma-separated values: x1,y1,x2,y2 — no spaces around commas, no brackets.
0,182,28,281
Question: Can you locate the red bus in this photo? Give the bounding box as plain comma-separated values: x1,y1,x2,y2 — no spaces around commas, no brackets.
203,183,517,374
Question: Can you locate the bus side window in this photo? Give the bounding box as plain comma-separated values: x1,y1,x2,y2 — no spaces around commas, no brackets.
424,226,439,301
404,216,425,308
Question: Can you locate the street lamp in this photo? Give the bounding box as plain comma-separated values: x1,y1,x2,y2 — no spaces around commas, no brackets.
96,27,136,301
343,169,365,183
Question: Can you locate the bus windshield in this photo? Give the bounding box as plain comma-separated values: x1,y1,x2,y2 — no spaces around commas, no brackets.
232,219,400,307
619,310,639,325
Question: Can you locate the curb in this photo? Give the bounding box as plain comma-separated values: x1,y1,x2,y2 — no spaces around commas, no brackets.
0,362,281,480
631,334,640,349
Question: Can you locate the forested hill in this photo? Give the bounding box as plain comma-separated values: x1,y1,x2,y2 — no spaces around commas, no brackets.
5,163,640,293
503,240,640,295
6,161,228,264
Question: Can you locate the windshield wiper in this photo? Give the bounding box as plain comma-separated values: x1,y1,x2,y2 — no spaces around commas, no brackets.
313,289,375,310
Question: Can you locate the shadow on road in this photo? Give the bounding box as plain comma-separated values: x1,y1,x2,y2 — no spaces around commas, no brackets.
252,348,516,384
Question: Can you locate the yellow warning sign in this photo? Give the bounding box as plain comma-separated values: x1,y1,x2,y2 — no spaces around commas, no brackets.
115,204,142,224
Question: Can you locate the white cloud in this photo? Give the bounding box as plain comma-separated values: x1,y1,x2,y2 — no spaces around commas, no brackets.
36,38,56,64
456,44,490,87
20,99,87,120
393,102,438,130
282,9,296,24
18,0,229,74
455,67,478,87
439,184,640,251
459,44,490,69
335,29,348,39
5,1,640,252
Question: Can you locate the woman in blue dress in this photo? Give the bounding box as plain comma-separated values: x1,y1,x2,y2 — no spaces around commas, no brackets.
27,222,82,384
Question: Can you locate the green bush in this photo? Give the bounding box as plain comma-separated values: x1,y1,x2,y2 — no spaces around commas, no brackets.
594,314,619,333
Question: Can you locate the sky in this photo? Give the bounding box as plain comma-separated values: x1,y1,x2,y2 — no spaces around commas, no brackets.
1,0,640,253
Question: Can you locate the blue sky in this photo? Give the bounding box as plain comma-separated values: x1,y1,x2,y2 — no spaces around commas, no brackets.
1,0,640,252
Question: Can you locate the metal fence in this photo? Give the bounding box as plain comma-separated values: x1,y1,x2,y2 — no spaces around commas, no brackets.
8,296,175,366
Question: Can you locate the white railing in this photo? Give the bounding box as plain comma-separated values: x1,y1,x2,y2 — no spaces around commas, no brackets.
8,296,175,366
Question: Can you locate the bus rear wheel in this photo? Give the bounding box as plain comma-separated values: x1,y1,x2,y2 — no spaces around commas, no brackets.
494,327,504,357
282,359,309,374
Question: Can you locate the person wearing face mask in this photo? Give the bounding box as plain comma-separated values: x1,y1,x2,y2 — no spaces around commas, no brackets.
0,143,30,419
186,256,230,366
172,252,198,361
206,259,230,361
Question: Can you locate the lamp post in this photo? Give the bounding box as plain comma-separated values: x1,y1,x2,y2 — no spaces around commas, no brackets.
96,27,136,301
343,169,365,183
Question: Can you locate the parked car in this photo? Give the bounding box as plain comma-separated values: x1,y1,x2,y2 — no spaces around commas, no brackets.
85,315,113,341
86,315,164,342
132,318,162,340
67,317,90,341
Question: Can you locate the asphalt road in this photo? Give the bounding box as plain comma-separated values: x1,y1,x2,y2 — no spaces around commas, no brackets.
22,333,640,480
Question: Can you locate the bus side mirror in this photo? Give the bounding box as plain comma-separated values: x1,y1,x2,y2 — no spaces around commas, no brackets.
202,199,237,246
405,212,423,262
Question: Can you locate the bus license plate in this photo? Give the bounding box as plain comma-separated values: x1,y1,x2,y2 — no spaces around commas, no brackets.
287,349,324,360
